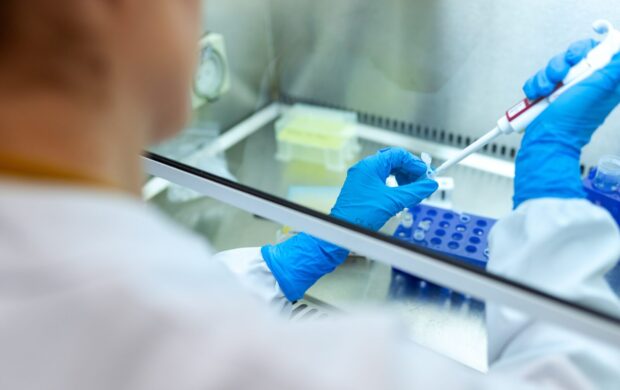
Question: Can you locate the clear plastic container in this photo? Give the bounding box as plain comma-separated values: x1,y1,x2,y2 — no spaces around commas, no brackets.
275,104,360,171
593,155,620,193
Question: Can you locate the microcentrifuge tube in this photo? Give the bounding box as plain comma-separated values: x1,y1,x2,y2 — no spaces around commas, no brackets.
402,208,414,229
418,220,432,232
593,155,620,193
413,229,426,241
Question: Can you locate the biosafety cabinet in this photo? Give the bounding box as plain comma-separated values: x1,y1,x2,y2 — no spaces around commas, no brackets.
145,0,620,371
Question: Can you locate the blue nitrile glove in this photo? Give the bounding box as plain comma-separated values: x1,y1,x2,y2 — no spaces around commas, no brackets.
514,39,620,208
262,147,438,301
330,147,439,230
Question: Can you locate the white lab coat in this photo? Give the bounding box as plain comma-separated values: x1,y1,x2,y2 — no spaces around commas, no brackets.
0,179,619,389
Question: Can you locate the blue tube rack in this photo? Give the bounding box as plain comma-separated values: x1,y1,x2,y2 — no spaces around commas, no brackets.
393,205,496,268
584,169,620,292
389,205,496,303
390,172,620,301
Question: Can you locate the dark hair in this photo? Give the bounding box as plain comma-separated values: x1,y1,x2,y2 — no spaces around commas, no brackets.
0,2,19,54
0,1,108,96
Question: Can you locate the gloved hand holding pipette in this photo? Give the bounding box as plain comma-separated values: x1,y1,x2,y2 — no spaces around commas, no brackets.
433,20,620,177
514,40,620,207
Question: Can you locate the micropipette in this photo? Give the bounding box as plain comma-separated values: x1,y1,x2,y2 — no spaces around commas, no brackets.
432,20,620,177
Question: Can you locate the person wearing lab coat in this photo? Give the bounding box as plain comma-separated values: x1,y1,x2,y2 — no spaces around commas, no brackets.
0,1,619,389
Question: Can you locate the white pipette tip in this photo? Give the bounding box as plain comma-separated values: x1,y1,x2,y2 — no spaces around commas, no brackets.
427,165,438,179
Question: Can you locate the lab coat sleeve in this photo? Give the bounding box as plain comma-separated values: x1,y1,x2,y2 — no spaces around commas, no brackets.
486,198,620,387
212,247,291,311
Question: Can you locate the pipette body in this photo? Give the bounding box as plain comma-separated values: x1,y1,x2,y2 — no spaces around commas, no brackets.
432,20,620,177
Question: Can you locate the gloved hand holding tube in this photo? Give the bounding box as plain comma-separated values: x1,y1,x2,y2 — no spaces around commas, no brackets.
514,40,620,208
262,148,438,301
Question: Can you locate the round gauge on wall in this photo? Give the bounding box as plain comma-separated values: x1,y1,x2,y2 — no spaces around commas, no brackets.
193,33,230,105
195,46,225,101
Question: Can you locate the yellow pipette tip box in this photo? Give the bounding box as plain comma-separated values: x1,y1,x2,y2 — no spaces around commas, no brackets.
275,104,360,172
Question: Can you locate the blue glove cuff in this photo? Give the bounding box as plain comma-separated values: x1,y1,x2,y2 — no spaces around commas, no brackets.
261,233,350,301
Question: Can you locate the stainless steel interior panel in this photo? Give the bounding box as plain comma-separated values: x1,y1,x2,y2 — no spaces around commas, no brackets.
194,0,276,130
269,0,620,167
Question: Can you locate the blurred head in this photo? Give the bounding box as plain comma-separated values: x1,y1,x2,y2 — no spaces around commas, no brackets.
0,0,203,143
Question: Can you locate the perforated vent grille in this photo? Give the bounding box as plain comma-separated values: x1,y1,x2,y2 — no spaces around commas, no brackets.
279,93,591,175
